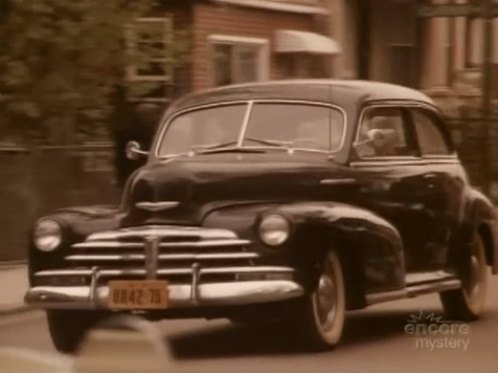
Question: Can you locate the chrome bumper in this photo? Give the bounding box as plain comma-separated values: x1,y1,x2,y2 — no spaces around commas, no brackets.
25,281,304,310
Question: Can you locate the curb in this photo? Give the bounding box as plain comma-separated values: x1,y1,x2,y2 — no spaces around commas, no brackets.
0,304,32,317
0,260,27,267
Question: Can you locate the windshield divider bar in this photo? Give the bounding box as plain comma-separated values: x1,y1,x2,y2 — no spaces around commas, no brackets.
237,101,254,148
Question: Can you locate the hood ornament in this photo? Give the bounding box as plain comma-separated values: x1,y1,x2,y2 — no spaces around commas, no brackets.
135,201,180,212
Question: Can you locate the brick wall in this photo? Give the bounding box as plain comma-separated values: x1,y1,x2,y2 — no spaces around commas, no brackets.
191,2,314,91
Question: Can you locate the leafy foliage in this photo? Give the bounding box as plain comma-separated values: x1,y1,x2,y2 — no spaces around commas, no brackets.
0,0,186,145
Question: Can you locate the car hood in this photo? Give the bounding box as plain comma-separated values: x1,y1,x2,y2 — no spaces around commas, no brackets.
120,152,353,226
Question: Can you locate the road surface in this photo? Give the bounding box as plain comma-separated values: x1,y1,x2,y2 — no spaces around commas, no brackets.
2,277,498,373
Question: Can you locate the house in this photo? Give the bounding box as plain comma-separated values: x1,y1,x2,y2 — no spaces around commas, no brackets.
330,0,498,98
328,0,498,195
125,0,340,106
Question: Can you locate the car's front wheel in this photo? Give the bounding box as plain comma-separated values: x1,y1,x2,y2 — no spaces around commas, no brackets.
440,233,488,320
298,249,346,350
47,310,105,353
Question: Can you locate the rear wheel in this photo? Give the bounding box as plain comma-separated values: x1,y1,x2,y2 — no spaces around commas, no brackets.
440,233,488,320
298,249,346,350
47,310,105,353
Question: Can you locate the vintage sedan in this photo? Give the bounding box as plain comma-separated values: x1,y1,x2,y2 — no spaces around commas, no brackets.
26,80,498,352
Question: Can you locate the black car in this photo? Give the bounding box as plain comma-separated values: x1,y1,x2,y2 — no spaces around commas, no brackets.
26,80,498,352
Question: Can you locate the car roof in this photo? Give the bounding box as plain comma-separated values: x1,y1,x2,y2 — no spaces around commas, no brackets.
171,80,436,111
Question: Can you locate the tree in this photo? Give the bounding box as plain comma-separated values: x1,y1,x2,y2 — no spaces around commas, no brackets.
0,0,187,145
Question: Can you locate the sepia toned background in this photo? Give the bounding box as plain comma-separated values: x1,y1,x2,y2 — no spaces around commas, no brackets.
1,0,497,261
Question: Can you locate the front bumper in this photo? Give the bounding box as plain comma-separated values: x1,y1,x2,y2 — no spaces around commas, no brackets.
25,280,304,310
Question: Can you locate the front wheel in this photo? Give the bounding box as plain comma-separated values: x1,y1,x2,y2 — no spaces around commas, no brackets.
47,310,105,353
440,233,488,321
298,249,346,350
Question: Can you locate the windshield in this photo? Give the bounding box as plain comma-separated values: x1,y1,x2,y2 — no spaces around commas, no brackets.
244,103,344,152
157,102,345,156
157,104,247,156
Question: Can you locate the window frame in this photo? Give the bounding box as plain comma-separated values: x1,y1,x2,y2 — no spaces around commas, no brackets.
408,107,456,158
154,99,348,158
208,35,270,87
125,17,174,83
352,104,420,161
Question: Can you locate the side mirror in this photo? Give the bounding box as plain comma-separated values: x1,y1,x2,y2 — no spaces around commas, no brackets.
125,141,149,161
73,315,169,373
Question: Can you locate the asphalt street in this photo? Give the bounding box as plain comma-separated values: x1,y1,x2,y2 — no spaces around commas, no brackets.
2,276,498,373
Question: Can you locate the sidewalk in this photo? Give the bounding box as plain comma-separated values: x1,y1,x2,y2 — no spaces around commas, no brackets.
0,264,28,315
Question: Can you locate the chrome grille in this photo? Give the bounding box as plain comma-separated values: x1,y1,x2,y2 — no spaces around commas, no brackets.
62,225,260,284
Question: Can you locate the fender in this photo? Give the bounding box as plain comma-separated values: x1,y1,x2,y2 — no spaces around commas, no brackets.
28,205,121,283
460,188,498,274
203,201,406,296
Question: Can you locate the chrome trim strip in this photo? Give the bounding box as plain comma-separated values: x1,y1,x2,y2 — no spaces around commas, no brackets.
145,236,160,279
86,226,238,242
320,178,357,186
89,267,99,304
72,242,144,249
34,266,295,277
135,201,179,212
72,239,251,250
191,263,200,305
351,160,460,168
237,100,254,147
25,281,304,309
201,267,294,274
65,252,260,262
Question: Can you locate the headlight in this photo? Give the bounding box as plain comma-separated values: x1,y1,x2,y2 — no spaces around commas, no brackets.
33,219,62,252
258,214,290,247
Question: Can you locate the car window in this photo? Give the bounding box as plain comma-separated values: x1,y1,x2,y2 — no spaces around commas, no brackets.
244,103,345,152
355,107,415,158
158,104,247,156
412,109,451,156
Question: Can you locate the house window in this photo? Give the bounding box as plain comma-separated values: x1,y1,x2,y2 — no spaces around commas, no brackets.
210,35,270,87
126,17,174,102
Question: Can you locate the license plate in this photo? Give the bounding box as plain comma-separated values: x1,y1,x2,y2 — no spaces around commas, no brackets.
108,280,169,310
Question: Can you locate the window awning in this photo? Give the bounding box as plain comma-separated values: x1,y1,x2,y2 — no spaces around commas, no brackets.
275,30,341,55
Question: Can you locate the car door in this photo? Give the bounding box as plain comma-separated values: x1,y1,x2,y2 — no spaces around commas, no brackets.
351,104,445,272
409,106,467,270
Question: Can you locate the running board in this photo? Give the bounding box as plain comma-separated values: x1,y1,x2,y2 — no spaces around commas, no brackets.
366,273,462,306
405,271,458,287
406,278,461,298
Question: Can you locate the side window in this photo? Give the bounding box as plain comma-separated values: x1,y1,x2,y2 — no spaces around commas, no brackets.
412,110,451,156
355,107,415,158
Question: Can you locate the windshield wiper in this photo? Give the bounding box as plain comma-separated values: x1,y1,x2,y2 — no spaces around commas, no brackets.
190,141,265,155
245,137,294,148
190,141,239,152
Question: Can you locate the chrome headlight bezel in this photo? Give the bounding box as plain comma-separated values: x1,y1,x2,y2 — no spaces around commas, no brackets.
33,219,63,252
258,214,291,247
